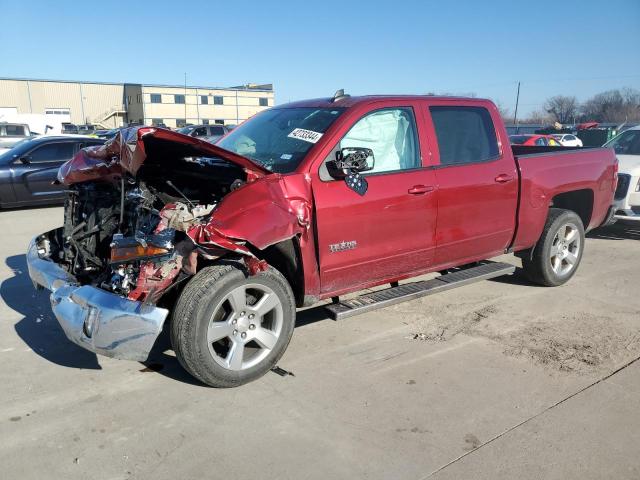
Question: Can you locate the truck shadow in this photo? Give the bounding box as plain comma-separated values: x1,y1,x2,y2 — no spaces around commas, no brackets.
1,253,335,385
143,303,333,386
2,254,102,370
587,223,640,241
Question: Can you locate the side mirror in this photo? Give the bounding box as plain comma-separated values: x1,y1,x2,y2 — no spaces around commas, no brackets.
19,155,32,164
326,147,375,179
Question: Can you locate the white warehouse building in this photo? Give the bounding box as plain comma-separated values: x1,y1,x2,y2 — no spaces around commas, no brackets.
0,77,275,129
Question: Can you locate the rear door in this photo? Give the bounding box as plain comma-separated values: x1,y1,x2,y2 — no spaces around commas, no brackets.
11,140,77,203
423,102,518,267
311,102,438,295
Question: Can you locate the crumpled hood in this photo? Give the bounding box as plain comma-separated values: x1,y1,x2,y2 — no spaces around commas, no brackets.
58,126,270,185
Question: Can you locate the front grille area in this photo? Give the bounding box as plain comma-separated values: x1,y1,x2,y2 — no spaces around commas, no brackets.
615,174,631,200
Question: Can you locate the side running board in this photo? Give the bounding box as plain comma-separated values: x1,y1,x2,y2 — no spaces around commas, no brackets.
324,261,515,321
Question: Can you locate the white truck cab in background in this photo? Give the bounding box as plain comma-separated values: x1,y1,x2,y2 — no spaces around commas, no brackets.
607,126,640,223
0,122,32,150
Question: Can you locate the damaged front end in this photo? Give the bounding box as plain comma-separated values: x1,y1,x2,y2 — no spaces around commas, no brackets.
28,126,286,361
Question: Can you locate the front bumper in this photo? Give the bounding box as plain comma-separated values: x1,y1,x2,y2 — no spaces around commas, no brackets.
613,198,640,222
27,228,169,361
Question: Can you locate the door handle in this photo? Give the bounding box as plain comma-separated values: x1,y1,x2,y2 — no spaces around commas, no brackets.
408,185,435,195
494,174,514,183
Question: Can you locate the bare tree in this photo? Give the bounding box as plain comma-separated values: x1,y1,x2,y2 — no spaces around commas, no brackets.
520,109,551,124
492,99,511,121
544,95,578,124
580,88,640,123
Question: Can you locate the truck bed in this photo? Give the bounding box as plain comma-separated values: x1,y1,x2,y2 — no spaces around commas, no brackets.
510,145,617,252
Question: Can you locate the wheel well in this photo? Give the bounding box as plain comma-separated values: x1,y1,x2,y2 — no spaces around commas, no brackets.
551,189,593,228
254,237,305,307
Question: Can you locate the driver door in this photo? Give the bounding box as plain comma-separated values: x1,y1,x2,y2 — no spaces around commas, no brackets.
311,103,438,295
11,140,76,203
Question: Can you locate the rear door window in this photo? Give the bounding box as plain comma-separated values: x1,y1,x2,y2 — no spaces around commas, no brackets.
29,142,75,163
430,106,499,165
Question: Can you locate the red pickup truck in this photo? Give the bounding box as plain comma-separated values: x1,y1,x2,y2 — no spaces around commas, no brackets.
28,92,617,387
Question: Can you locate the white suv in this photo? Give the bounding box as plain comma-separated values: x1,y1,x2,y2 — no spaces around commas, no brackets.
552,133,583,147
606,126,640,222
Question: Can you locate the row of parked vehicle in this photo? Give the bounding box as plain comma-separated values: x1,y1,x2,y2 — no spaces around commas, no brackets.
509,133,583,147
0,120,237,208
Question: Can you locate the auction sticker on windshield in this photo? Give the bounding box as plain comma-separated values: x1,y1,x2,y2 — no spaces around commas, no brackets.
288,128,323,143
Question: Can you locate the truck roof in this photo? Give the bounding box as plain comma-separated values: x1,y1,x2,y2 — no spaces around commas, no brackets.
278,95,492,109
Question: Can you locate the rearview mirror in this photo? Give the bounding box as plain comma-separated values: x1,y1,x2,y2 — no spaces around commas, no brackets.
326,147,375,179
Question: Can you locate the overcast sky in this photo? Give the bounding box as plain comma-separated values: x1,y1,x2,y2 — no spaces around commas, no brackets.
1,0,639,116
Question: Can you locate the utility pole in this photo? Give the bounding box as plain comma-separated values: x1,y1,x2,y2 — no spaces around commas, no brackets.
184,73,187,124
513,81,520,127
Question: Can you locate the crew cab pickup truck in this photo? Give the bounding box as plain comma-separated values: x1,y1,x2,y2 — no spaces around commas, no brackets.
27,93,617,387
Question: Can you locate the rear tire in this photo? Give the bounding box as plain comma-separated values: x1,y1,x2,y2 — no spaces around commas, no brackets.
521,208,585,286
171,262,296,388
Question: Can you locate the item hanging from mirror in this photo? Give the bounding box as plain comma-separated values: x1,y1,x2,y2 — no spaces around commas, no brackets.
346,171,368,196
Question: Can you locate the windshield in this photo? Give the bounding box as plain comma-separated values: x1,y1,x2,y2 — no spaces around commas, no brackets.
217,107,345,173
0,138,35,164
605,129,640,155
177,126,195,135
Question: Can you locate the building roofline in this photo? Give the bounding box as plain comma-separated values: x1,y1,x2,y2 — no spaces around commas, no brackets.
139,83,273,92
0,77,273,92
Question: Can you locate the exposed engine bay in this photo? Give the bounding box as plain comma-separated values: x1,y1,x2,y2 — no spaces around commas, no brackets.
48,128,259,304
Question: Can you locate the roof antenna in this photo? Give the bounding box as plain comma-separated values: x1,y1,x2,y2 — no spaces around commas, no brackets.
332,89,350,102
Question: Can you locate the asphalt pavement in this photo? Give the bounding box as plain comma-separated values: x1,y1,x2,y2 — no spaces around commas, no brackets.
1,206,639,480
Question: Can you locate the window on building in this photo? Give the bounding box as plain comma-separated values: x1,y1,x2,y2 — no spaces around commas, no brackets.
151,118,164,126
201,95,208,105
429,106,499,166
150,94,162,103
176,118,187,127
137,94,142,103
259,97,268,107
213,96,224,105
214,119,225,124
174,94,185,104
45,108,70,116
202,119,209,125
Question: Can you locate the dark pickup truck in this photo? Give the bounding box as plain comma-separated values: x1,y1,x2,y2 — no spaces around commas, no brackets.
28,93,617,387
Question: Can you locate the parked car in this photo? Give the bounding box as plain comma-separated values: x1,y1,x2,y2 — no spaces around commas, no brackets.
61,123,79,134
509,134,561,146
94,128,120,140
0,135,104,208
28,94,617,387
605,125,640,223
61,124,97,135
0,122,32,150
176,124,229,143
552,134,583,147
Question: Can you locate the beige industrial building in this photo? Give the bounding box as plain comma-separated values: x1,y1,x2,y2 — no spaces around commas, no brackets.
0,77,274,129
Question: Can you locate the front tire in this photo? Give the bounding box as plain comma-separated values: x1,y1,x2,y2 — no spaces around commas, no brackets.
521,208,585,286
171,262,296,387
